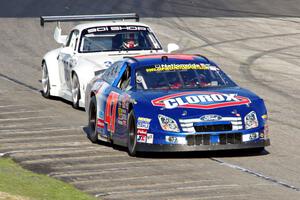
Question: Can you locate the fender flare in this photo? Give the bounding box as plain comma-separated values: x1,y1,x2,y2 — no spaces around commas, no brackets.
71,66,95,107
42,48,62,95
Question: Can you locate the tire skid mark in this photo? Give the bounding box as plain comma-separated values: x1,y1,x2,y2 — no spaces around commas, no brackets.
239,45,300,102
210,158,300,192
182,32,300,52
0,72,40,93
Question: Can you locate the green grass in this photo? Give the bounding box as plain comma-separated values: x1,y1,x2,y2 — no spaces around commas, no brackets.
0,158,97,200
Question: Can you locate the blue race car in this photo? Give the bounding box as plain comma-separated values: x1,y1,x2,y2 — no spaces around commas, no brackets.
85,54,270,156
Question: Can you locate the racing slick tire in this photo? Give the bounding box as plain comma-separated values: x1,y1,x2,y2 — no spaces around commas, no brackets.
41,62,51,98
127,110,138,157
87,96,99,143
71,73,81,109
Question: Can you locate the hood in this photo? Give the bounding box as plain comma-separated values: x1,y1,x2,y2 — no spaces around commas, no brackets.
132,87,266,119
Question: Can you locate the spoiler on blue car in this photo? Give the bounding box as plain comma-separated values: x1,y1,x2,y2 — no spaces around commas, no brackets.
40,13,139,27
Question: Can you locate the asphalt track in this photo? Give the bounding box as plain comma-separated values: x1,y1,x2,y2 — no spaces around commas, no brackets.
0,1,300,199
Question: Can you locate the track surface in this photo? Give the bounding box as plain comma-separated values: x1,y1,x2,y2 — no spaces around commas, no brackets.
1,1,300,199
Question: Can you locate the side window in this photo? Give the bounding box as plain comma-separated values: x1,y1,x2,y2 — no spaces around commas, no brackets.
118,65,132,91
103,61,123,84
66,30,79,51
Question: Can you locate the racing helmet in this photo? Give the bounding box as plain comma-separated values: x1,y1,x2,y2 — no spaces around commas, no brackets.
122,33,139,49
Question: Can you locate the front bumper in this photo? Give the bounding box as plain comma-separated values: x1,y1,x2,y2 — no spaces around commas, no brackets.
136,138,270,152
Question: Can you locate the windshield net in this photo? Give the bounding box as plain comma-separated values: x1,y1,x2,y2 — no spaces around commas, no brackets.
135,63,236,90
79,26,162,53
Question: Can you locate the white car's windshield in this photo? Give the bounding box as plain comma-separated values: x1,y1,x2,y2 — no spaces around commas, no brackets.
79,26,162,53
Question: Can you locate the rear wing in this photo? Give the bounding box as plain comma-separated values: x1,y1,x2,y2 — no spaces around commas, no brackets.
40,13,139,27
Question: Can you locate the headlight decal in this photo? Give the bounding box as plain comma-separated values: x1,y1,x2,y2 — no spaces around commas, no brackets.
244,111,258,130
158,114,180,132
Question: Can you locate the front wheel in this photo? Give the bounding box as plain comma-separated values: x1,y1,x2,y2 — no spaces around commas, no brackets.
127,111,137,157
41,62,51,98
87,96,99,143
71,73,81,109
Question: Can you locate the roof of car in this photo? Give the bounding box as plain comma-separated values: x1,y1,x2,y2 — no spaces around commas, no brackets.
73,21,151,31
125,54,214,68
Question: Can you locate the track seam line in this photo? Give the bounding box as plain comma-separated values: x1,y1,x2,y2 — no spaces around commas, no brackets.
210,157,300,192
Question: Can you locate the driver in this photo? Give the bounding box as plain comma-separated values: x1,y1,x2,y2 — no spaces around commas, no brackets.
122,33,139,49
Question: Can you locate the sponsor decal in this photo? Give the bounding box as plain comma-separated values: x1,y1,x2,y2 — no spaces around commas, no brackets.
242,132,259,142
97,118,105,129
137,133,147,143
98,111,105,119
137,117,151,129
146,63,210,73
146,133,154,144
200,114,222,121
152,92,251,109
135,54,196,60
137,128,148,134
137,133,154,144
87,26,148,33
166,136,186,144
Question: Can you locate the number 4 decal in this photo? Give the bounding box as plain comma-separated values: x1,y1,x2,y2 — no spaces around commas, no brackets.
105,91,120,133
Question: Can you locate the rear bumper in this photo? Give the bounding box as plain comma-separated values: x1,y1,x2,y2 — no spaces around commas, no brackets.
136,139,270,152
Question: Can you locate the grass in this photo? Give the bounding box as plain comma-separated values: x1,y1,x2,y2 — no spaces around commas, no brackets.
0,158,97,200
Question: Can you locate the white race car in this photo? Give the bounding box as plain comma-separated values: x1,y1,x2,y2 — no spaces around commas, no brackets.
40,13,179,109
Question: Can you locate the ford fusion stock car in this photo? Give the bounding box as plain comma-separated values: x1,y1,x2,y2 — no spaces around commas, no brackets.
85,54,270,156
40,13,178,108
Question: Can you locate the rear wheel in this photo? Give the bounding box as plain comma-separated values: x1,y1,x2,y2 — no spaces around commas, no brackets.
87,96,99,143
71,73,80,109
41,62,51,98
127,111,137,157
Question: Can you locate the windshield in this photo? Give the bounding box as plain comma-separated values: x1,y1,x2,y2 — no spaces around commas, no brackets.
79,26,162,53
135,63,237,90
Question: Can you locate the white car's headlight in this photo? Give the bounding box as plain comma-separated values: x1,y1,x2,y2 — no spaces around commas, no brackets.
244,111,258,129
158,114,180,132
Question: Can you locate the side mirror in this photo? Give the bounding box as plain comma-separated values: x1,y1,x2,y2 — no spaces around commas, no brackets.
60,46,73,55
54,26,68,45
167,43,179,53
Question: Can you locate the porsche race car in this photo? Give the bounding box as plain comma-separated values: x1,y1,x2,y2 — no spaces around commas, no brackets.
40,13,179,108
85,54,270,156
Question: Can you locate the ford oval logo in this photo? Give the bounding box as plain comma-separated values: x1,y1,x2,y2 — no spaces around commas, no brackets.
200,114,222,121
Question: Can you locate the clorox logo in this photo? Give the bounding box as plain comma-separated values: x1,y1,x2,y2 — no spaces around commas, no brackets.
151,92,251,109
